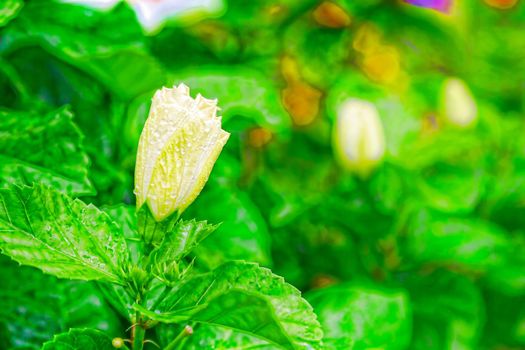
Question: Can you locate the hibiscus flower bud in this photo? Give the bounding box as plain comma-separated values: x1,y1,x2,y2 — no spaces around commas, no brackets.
134,83,230,221
442,77,477,128
333,98,386,177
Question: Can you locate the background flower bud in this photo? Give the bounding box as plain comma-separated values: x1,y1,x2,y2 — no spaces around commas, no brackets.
442,77,478,128
134,83,230,221
127,0,224,33
333,98,386,177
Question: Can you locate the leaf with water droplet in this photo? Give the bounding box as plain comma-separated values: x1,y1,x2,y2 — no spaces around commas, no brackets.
0,107,94,196
0,184,131,284
137,261,323,350
148,218,218,280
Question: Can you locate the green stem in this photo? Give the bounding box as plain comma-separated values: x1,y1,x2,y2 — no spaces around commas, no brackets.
164,325,193,350
132,324,146,350
131,311,146,350
137,206,181,250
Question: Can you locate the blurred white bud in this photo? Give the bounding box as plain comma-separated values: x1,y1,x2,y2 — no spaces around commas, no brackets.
442,77,477,128
134,83,230,221
126,0,224,32
60,0,120,10
333,98,386,177
61,0,224,32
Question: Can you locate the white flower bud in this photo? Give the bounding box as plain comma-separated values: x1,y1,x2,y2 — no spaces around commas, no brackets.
60,0,120,10
61,0,224,29
442,77,477,128
333,98,386,177
134,83,230,221
127,0,224,32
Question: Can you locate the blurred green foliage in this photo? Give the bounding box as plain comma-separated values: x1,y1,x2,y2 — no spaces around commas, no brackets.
1,0,525,348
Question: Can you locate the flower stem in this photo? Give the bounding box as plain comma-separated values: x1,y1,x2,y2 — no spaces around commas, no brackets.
131,311,146,350
164,325,193,350
137,206,180,249
132,324,145,350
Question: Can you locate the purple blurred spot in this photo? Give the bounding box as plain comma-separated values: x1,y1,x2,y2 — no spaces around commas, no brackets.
404,0,452,13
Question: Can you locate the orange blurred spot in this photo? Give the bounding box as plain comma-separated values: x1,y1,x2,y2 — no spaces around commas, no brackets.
280,55,322,126
361,45,401,84
248,127,273,148
282,82,322,126
313,1,351,28
353,23,383,54
484,0,519,9
311,274,337,289
353,25,407,88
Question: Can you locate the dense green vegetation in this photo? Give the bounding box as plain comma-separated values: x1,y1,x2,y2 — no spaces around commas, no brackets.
1,0,525,349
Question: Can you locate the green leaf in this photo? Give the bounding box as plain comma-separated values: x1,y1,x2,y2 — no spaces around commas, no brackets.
399,129,484,171
1,2,144,55
158,323,275,350
41,329,113,350
283,18,351,88
0,107,94,196
0,0,23,27
0,257,63,349
401,208,508,269
103,205,144,266
150,219,218,272
79,48,165,100
139,261,323,350
414,164,484,214
1,2,165,100
1,47,137,204
97,282,136,322
75,49,165,99
171,67,291,131
218,0,313,29
483,290,525,348
306,282,411,350
63,282,124,337
483,235,525,294
187,182,272,268
5,47,106,109
0,256,123,350
184,157,272,269
0,184,130,283
402,270,483,350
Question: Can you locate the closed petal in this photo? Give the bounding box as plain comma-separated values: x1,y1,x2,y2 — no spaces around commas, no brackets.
135,84,218,207
146,116,229,221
